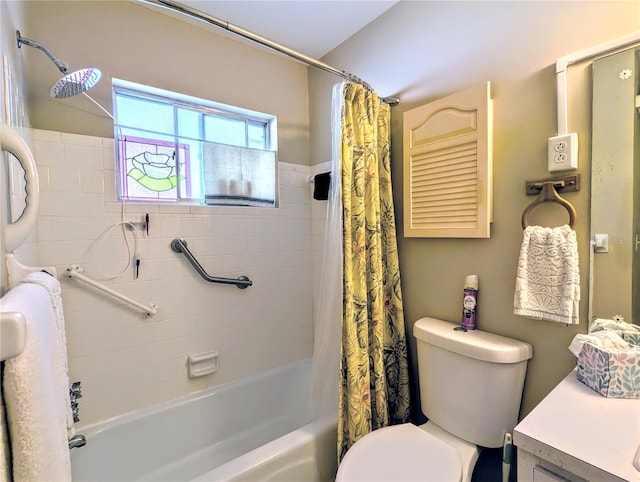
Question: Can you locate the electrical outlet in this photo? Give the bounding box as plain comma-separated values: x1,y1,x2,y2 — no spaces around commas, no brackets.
548,133,578,172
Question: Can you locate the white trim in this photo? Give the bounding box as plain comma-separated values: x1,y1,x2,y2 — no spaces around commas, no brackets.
555,32,640,135
112,77,276,127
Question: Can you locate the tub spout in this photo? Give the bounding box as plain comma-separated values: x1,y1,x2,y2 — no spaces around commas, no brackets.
68,434,86,449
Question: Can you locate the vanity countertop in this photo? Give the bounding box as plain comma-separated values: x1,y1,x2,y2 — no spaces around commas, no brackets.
513,369,640,482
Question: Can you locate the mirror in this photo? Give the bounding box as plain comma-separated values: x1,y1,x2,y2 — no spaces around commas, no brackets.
590,46,639,324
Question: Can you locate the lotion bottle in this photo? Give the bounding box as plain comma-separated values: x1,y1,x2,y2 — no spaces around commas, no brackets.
461,275,478,330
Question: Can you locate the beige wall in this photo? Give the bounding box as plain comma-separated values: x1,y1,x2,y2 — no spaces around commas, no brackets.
310,1,639,419
17,0,310,166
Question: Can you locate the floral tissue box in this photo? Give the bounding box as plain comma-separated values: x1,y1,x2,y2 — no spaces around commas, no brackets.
577,339,640,399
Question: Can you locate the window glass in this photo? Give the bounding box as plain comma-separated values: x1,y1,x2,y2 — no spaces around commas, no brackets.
115,94,173,135
113,80,276,206
248,121,267,149
117,128,185,201
177,108,202,138
204,115,246,147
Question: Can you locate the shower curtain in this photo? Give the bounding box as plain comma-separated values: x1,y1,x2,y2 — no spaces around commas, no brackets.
308,84,345,421
336,83,410,459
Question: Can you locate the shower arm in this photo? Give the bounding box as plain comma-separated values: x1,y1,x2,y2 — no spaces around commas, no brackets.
16,31,68,74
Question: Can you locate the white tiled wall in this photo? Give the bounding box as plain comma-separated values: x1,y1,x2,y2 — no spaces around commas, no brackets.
30,128,316,427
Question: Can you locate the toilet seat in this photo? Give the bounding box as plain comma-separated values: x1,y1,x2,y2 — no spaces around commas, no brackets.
335,423,462,482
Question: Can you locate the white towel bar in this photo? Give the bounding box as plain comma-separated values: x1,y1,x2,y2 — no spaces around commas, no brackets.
65,265,158,316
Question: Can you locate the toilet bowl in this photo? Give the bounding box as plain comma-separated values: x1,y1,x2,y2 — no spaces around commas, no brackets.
335,422,479,482
335,317,532,482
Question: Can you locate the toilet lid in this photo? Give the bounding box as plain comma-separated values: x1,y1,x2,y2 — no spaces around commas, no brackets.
336,423,461,482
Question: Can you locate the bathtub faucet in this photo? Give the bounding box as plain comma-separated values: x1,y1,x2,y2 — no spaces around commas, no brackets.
68,434,86,450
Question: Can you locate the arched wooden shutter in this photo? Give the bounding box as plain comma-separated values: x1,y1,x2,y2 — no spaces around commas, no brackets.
403,82,493,238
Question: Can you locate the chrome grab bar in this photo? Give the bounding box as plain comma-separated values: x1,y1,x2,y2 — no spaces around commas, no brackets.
170,238,253,289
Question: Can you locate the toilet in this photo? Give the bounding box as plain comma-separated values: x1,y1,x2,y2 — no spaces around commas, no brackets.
336,317,533,482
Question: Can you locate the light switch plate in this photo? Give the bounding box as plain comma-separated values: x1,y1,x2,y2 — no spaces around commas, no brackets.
594,233,609,253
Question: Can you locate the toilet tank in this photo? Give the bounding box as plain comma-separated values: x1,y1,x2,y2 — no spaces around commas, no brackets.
413,317,532,448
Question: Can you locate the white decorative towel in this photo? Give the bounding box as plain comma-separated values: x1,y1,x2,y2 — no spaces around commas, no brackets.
514,224,580,324
1,272,73,481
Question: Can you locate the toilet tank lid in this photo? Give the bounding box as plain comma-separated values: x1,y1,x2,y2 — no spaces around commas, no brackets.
413,317,533,363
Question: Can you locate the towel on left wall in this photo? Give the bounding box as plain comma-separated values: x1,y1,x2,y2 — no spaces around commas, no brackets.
0,272,73,481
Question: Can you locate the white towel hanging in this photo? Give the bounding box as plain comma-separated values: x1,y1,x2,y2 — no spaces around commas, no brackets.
1,272,73,481
513,224,580,324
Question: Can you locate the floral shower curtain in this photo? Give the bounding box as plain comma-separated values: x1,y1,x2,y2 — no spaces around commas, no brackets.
337,83,411,460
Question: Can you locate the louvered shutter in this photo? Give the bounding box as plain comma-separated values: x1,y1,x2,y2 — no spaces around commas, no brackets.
403,82,493,238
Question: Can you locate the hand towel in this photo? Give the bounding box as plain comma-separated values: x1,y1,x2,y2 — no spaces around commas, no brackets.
1,273,73,481
514,224,580,324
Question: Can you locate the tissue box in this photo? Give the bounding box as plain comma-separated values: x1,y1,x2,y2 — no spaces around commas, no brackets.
577,341,640,398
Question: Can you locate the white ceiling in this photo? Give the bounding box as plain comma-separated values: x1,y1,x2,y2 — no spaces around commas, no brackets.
177,1,398,59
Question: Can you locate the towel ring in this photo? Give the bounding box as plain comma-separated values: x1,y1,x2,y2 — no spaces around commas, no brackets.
521,181,577,229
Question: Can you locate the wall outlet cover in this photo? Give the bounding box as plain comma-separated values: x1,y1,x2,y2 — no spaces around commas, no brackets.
548,133,578,172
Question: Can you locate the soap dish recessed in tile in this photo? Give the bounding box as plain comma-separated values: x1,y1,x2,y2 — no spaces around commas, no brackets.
187,350,219,378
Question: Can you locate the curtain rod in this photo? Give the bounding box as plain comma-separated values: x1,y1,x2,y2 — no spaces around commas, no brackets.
137,0,400,106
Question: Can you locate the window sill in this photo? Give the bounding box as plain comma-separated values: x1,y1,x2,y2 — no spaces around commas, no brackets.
105,201,285,217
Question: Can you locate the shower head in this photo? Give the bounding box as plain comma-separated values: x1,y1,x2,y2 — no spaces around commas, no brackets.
50,68,102,99
16,30,102,98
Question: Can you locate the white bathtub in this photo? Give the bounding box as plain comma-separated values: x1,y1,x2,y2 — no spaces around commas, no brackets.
71,358,337,481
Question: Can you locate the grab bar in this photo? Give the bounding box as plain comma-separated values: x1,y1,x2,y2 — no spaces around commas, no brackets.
65,265,158,316
1,124,40,253
170,238,253,289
